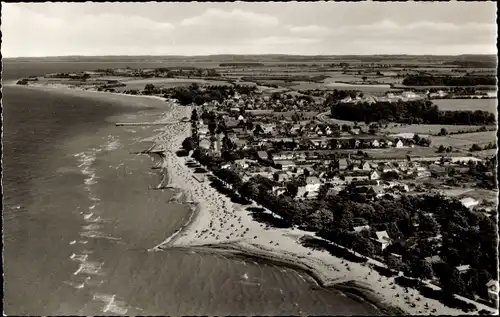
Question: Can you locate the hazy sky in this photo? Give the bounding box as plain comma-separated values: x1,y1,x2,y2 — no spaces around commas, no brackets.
2,2,497,57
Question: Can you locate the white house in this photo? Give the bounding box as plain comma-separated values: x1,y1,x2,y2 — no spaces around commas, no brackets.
234,159,250,170
353,225,371,233
198,126,209,137
402,91,419,99
345,175,369,183
370,171,380,180
395,140,404,148
372,140,380,148
455,264,470,275
373,231,392,251
339,159,348,170
459,197,480,209
362,162,372,171
273,153,294,160
386,140,393,147
199,139,211,150
279,160,296,171
305,176,321,194
486,279,499,302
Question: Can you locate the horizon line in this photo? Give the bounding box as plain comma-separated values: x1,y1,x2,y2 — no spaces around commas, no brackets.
4,53,496,59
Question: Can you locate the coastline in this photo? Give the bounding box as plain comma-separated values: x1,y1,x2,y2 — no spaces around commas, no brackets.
11,81,495,316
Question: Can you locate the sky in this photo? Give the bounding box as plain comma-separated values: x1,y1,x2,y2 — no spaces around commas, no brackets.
1,1,497,57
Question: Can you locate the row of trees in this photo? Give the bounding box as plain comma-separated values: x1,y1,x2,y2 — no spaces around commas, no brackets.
402,75,497,86
169,83,257,106
469,142,496,152
330,100,496,125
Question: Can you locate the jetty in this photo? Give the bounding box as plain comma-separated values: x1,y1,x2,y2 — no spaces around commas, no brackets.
115,121,180,126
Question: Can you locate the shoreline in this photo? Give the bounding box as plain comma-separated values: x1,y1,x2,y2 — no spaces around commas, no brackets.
12,80,497,316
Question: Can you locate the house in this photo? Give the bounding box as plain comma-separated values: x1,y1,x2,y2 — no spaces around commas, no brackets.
279,160,296,171
386,140,393,147
339,159,348,170
459,197,480,209
273,152,295,160
370,171,380,180
372,231,392,252
395,140,404,148
345,175,369,183
372,140,380,148
424,255,443,265
198,126,209,136
257,151,268,161
274,171,289,183
486,280,499,302
305,176,321,193
234,159,250,170
199,139,211,150
361,162,372,171
326,188,340,197
353,225,371,233
402,91,419,99
455,264,470,275
367,185,384,197
329,176,344,185
417,170,431,178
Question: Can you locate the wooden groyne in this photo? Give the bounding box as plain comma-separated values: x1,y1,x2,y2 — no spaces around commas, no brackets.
115,121,181,126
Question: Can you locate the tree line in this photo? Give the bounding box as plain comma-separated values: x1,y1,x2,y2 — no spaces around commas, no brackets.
329,100,496,125
402,75,496,87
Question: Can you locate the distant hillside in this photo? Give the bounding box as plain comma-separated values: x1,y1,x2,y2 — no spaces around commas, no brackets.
5,54,497,67
443,54,497,68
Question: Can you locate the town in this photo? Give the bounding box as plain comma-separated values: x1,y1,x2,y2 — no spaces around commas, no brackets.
15,55,498,314
173,80,497,313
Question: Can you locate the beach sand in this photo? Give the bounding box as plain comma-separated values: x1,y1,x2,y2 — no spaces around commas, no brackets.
11,81,497,316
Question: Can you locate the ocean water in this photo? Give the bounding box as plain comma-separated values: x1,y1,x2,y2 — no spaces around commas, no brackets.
2,63,379,315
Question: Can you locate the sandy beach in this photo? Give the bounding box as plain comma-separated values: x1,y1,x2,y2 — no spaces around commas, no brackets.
11,81,497,316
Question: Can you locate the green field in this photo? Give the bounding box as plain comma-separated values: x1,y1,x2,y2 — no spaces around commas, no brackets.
433,98,497,114
429,131,496,149
381,124,496,135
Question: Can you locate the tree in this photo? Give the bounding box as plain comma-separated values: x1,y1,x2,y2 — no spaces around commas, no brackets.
253,124,264,136
182,137,196,152
439,128,448,136
470,144,482,152
144,83,155,92
286,182,299,198
437,145,446,153
191,109,198,122
362,76,368,82
240,181,259,201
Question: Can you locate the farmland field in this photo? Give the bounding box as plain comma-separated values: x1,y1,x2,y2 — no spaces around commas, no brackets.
429,131,496,148
113,78,232,91
323,81,391,93
381,124,497,135
433,98,497,114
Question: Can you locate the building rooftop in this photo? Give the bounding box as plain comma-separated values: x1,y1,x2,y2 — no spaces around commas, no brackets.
375,231,391,242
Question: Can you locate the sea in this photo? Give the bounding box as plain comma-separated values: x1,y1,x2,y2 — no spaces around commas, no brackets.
2,61,379,315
